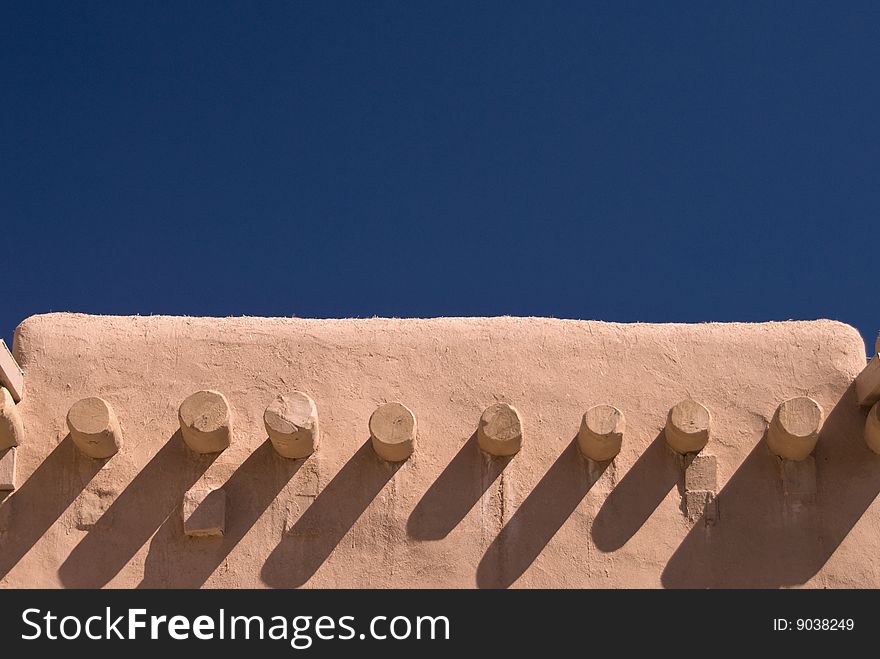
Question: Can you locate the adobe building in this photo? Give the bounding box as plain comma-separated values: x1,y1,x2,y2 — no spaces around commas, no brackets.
1,313,879,588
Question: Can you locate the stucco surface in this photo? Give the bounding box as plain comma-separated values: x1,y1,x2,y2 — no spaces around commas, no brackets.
0,313,876,588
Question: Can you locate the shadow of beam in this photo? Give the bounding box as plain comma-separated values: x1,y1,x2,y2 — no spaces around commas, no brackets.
407,433,511,540
58,431,217,588
261,440,400,588
662,384,880,588
591,432,680,552
0,436,103,579
139,440,304,588
477,438,607,588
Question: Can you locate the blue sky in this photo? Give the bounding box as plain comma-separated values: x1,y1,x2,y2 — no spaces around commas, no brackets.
2,3,877,353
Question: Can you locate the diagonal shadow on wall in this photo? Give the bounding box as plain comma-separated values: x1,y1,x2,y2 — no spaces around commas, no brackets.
0,436,103,580
662,384,880,588
477,438,608,588
138,440,303,588
261,440,400,588
407,433,511,540
57,431,217,588
590,432,681,552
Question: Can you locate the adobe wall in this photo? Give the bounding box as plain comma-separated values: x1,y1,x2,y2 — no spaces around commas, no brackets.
0,313,877,588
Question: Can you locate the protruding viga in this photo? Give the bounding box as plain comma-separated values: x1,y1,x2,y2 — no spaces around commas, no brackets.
264,392,320,458
178,390,233,454
767,396,824,461
369,402,416,462
477,402,523,457
665,399,711,454
0,387,24,451
66,397,123,459
866,401,880,455
578,404,624,461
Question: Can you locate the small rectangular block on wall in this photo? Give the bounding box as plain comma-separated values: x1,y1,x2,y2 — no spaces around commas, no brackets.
75,489,116,531
685,454,717,492
685,490,718,525
0,448,16,491
182,487,226,537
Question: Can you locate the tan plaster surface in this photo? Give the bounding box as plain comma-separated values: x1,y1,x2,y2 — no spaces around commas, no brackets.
0,313,876,588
